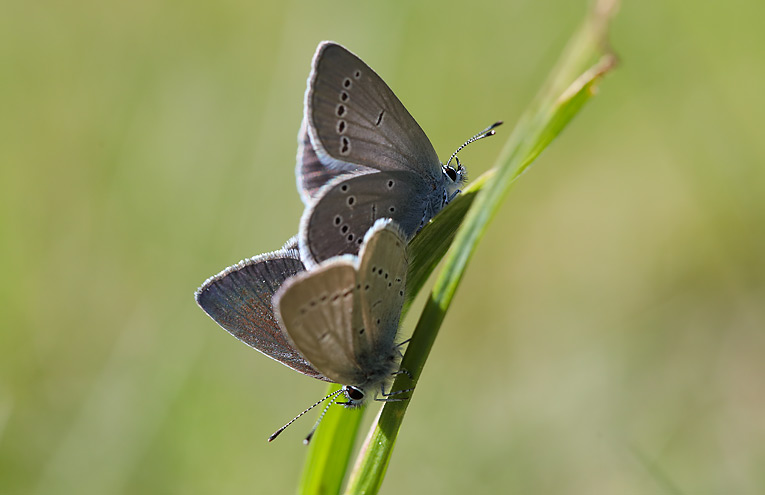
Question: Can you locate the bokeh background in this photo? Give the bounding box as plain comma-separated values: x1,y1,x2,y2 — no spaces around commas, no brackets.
2,0,764,493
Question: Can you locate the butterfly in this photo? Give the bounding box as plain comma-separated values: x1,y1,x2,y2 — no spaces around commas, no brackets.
195,219,410,442
296,41,500,267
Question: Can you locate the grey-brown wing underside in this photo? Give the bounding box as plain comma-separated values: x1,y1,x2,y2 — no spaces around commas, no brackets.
274,257,366,385
195,244,329,381
299,170,431,266
305,42,441,178
355,220,408,359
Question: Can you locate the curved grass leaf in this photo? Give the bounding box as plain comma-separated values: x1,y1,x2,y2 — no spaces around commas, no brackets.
300,2,619,493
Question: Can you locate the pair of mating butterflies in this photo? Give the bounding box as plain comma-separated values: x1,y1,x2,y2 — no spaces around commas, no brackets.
195,41,499,441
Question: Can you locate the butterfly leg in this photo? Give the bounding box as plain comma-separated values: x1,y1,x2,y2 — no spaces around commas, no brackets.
393,338,411,358
374,382,414,402
446,188,462,204
391,368,413,380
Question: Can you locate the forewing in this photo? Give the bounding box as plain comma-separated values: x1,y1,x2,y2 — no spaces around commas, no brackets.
195,247,329,381
305,42,441,177
299,170,430,266
274,257,364,385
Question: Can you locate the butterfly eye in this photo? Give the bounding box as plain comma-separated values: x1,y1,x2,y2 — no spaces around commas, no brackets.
443,166,458,182
345,386,365,401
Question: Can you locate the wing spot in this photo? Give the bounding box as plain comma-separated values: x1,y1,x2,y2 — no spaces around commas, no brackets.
334,215,342,226
399,290,404,296
387,180,395,189
378,268,383,275
384,273,388,279
341,225,349,234
343,78,352,88
388,282,392,287
337,120,347,134
340,90,349,101
364,284,370,291
340,183,349,193
354,70,362,79
376,318,381,325
340,136,351,155
347,195,355,206
389,206,395,213
359,328,365,335
357,237,363,245
336,104,346,117
375,110,385,126
347,234,355,242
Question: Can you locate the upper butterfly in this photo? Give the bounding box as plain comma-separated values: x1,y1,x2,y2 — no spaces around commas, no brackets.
297,41,500,267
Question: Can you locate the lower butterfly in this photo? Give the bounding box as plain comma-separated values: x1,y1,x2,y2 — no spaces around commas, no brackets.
195,219,411,443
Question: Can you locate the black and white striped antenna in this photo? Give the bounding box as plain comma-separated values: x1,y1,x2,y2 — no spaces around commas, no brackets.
445,121,503,169
267,388,346,443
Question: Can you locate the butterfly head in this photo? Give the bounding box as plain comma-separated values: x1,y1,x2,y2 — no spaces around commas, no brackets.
442,158,468,202
442,121,503,203
336,385,367,408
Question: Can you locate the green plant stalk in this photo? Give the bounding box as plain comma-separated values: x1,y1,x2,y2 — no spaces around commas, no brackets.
298,2,619,493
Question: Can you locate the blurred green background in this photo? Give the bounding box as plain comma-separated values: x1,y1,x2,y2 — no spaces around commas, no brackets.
2,0,764,493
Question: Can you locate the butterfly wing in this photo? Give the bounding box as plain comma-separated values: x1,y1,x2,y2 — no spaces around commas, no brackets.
354,220,408,367
305,42,441,179
282,235,298,251
195,245,330,381
295,117,374,204
299,170,434,266
273,256,366,386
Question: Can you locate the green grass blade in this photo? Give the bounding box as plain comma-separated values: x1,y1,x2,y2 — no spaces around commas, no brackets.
343,2,619,493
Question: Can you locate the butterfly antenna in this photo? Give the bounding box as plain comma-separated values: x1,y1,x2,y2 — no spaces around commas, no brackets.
303,392,342,445
267,388,345,442
445,121,503,169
